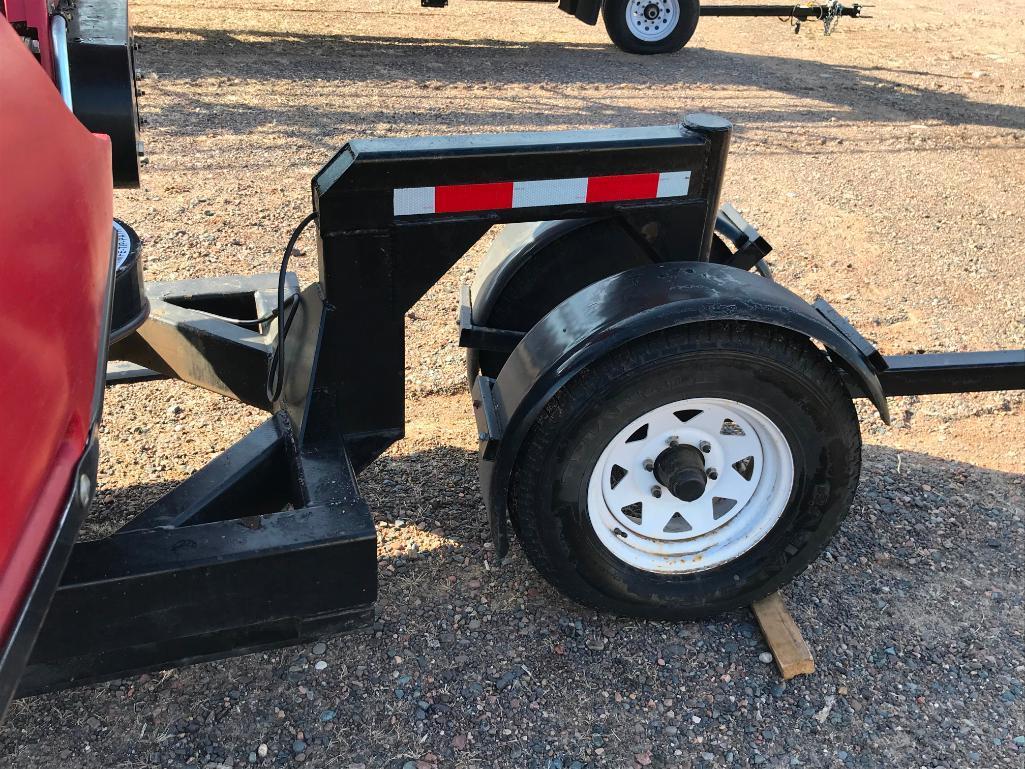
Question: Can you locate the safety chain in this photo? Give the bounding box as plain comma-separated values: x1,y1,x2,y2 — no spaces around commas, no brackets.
822,0,844,34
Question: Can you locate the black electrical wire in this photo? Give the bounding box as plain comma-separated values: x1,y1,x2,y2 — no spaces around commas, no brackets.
266,211,318,404
194,305,288,326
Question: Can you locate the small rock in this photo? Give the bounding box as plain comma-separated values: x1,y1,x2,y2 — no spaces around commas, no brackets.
496,670,521,690
758,652,774,664
315,660,328,671
257,744,268,758
320,709,336,722
293,740,307,754
312,642,327,655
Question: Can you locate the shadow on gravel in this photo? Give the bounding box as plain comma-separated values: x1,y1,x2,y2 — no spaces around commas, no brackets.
133,26,1025,134
3,440,1020,768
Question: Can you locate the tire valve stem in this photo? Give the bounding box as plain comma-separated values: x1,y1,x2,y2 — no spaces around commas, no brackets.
651,485,663,498
613,527,628,539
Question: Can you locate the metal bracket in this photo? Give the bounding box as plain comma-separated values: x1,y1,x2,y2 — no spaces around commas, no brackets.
714,203,773,272
471,375,504,461
108,273,300,409
458,285,525,353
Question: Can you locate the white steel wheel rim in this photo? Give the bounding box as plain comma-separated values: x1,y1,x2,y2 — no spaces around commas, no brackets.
625,0,680,42
586,398,794,574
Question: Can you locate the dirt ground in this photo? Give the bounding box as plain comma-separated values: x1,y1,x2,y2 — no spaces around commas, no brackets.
2,0,1024,766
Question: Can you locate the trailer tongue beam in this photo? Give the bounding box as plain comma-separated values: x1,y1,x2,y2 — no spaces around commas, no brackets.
878,351,1025,397
700,2,862,19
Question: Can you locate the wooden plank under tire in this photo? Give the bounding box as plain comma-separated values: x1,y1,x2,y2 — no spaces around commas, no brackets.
751,592,815,680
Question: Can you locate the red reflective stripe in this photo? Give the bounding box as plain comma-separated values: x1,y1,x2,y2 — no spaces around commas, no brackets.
435,181,514,213
585,173,660,203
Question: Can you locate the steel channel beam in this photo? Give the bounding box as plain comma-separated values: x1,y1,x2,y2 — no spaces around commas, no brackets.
878,350,1025,396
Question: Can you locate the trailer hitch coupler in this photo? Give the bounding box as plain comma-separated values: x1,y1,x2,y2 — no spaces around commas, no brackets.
684,113,733,262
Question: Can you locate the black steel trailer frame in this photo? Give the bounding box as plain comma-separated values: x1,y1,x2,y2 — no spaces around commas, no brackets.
18,115,1023,697
435,0,865,23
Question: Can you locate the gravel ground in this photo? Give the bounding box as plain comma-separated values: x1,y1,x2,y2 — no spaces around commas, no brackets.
2,0,1024,766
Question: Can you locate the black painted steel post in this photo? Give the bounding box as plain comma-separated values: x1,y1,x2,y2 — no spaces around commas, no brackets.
684,113,733,261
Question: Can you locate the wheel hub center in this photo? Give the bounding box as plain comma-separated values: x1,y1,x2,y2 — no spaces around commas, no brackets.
643,3,660,19
653,444,706,502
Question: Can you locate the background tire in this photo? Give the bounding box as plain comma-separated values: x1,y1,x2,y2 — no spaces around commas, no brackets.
507,322,861,620
602,0,700,54
469,219,650,384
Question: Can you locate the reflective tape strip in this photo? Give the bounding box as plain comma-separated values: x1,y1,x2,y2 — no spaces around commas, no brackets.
656,171,691,198
393,186,435,216
513,177,588,208
393,170,692,217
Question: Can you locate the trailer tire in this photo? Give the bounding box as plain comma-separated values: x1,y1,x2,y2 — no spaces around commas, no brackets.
507,322,861,619
602,0,700,54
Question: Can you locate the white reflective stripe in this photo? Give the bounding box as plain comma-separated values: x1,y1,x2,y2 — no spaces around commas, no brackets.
512,177,588,209
656,171,691,198
394,186,435,216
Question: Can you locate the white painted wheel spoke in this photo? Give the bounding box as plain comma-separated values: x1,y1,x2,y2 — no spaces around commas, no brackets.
677,497,713,532
674,407,720,435
708,472,750,506
604,475,643,512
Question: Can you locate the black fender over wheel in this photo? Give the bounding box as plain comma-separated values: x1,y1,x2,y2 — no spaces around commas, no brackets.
466,219,748,385
602,0,700,54
508,322,862,619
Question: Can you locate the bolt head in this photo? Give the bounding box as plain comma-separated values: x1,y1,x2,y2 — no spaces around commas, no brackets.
706,468,718,480
699,441,712,453
643,459,654,471
651,485,663,498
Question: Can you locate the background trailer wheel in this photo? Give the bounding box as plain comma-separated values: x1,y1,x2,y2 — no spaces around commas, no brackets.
507,323,861,619
602,0,700,54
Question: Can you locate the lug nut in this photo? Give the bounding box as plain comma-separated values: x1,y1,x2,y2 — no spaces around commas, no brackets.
643,459,654,471
651,485,663,498
667,436,680,447
699,440,712,453
706,468,718,480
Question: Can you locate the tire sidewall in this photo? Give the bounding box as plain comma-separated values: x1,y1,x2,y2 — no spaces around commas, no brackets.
519,341,859,618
